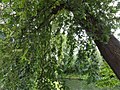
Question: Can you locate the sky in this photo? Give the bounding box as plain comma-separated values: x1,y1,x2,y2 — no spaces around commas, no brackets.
114,30,120,40
113,0,120,40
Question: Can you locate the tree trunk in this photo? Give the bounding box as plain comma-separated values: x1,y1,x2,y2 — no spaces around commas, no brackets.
95,35,120,80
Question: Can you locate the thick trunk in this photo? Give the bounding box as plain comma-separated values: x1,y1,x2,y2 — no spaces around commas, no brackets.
95,35,120,79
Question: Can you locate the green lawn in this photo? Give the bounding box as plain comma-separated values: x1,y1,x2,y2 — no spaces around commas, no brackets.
65,79,120,90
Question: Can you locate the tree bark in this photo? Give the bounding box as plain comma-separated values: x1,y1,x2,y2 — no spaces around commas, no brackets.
95,35,120,80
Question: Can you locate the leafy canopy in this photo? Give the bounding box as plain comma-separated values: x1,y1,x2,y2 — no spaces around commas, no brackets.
0,0,120,89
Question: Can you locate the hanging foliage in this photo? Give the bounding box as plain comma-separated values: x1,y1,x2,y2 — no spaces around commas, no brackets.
0,0,120,89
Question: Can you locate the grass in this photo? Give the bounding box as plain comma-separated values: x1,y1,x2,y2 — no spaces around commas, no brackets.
64,79,120,90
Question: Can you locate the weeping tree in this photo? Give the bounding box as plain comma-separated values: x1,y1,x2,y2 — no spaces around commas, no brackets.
0,0,120,89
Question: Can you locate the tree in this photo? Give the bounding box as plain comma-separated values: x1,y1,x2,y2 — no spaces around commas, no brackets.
0,0,120,89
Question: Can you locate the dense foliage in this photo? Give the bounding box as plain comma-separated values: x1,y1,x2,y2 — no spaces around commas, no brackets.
0,0,120,89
